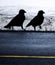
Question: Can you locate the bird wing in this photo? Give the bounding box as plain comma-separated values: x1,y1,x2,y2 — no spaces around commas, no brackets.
26,16,37,27
8,14,19,25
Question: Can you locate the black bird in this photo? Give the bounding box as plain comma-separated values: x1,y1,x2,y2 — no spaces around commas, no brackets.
4,9,26,30
26,10,45,31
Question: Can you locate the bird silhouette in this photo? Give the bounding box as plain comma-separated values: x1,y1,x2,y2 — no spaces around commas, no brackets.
4,9,26,30
26,10,45,31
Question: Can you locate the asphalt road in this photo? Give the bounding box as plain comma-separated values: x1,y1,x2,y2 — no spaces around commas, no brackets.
0,58,55,65
0,31,55,55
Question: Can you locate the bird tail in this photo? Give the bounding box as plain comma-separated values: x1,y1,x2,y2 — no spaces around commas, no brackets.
4,24,11,29
26,24,30,27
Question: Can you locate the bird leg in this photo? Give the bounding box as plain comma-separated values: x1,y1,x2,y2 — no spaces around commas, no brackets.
39,26,42,29
21,26,26,31
34,27,36,31
21,26,24,30
12,26,14,30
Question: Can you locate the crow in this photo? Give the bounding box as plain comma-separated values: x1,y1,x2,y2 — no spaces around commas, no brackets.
26,10,45,31
4,9,26,30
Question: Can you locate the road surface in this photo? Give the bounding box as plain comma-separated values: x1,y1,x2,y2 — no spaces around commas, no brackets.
0,31,55,56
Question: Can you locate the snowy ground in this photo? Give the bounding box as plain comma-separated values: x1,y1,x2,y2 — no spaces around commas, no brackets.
0,6,55,31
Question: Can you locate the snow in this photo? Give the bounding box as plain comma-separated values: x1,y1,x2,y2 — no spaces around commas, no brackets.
0,6,55,31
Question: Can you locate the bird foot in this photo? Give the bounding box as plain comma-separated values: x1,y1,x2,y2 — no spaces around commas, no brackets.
23,29,26,31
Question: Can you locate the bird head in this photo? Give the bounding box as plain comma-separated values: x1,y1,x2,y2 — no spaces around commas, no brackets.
19,9,26,14
38,10,45,15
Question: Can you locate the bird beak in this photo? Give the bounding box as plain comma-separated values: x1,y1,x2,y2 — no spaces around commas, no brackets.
24,11,26,13
43,12,45,14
